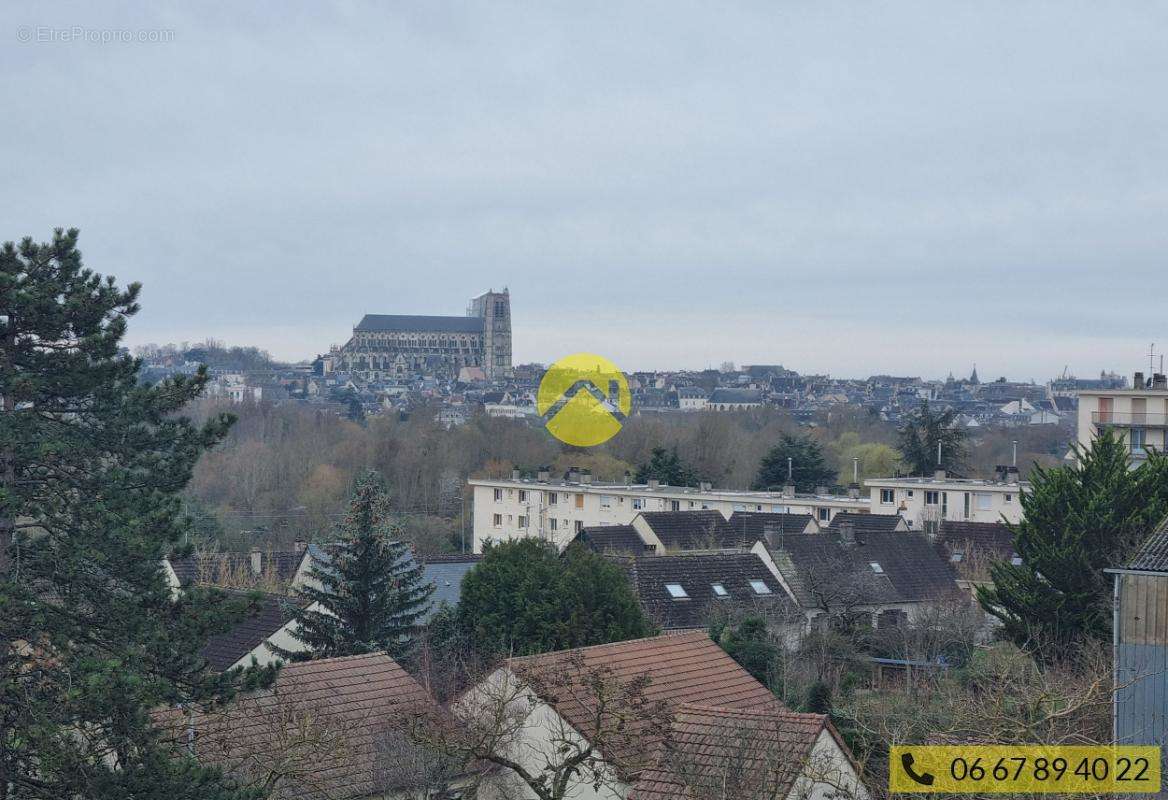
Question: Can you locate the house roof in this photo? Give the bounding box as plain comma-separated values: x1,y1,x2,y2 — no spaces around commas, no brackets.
629,552,795,630
576,524,651,555
708,388,762,404
728,511,816,539
354,314,483,334
826,512,907,536
507,632,782,760
768,531,961,607
629,705,832,800
1122,517,1168,573
933,520,1016,562
638,511,743,550
168,550,307,589
201,592,303,672
422,554,482,616
161,653,436,799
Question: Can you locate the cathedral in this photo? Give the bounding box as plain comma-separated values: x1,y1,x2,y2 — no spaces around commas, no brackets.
333,289,512,382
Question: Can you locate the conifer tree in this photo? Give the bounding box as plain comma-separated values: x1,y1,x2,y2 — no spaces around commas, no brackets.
0,229,269,799
978,430,1168,664
279,472,434,662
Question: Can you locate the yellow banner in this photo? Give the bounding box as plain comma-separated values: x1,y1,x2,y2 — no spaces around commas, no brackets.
889,745,1161,794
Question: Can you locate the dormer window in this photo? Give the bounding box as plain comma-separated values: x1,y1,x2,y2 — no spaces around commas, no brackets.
711,583,729,597
869,562,885,574
748,580,771,595
665,583,688,599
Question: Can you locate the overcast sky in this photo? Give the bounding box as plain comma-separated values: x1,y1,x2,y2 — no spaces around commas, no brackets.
4,2,1166,380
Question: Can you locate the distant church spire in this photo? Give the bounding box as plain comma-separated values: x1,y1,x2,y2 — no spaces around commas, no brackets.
969,364,980,384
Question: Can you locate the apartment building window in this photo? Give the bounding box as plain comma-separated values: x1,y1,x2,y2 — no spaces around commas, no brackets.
574,520,583,533
963,493,971,520
976,492,993,511
1131,427,1147,453
632,498,644,510
880,489,895,504
518,490,527,502
600,495,613,509
492,514,502,527
518,515,528,528
548,492,558,505
925,491,940,506
549,518,558,531
733,503,746,512
493,488,503,502
818,508,830,522
670,500,681,511
574,494,584,509
1005,494,1013,503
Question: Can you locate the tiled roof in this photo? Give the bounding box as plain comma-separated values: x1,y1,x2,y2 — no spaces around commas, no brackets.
728,511,817,539
630,704,830,800
708,388,763,404
160,653,436,799
168,550,307,588
507,632,782,767
422,555,481,619
639,511,744,550
576,525,652,555
769,531,961,607
934,521,1016,562
201,593,303,672
1124,517,1168,573
629,552,795,630
355,314,483,333
826,512,907,535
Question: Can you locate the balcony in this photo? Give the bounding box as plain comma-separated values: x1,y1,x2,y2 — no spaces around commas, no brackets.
1092,412,1168,428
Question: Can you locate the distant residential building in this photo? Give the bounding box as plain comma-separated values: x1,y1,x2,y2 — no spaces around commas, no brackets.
865,470,1027,528
1077,371,1168,464
676,385,709,411
484,402,536,419
470,472,870,552
706,387,763,410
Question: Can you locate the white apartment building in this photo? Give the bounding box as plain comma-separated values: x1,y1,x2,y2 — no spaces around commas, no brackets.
1077,371,1168,464
471,470,870,552
865,470,1027,528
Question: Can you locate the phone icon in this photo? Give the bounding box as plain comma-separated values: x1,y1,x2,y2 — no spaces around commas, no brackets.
901,753,935,786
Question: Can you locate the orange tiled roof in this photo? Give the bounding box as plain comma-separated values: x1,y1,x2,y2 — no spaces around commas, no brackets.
630,704,830,800
158,653,436,799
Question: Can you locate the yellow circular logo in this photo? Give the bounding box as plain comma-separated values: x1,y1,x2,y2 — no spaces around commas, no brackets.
537,353,632,447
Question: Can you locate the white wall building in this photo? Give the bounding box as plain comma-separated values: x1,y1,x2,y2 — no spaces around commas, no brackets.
470,471,869,552
865,471,1027,528
1077,372,1168,464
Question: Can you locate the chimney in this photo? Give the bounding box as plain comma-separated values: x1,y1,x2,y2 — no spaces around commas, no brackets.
1006,465,1020,482
699,481,712,491
623,470,631,486
1155,374,1168,390
814,485,828,496
537,466,550,482
847,483,860,499
568,466,581,482
782,483,795,499
995,465,1009,483
293,539,306,553
1134,371,1145,389
934,468,947,480
580,469,592,485
249,547,262,576
511,467,521,481
648,478,660,490
838,521,856,546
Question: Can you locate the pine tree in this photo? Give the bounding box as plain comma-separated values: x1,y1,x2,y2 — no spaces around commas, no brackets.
634,445,699,486
753,433,837,492
0,229,270,799
896,400,968,475
279,473,434,662
977,430,1168,664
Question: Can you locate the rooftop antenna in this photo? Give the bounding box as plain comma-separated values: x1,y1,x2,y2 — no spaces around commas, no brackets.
1150,343,1157,378
1012,440,1018,467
